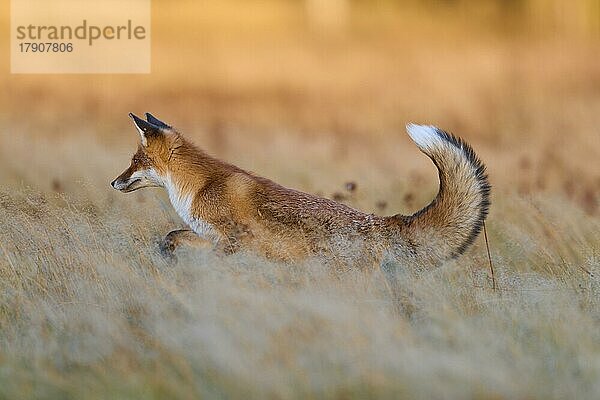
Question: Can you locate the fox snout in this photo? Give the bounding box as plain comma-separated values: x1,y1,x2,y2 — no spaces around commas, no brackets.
111,163,164,193
111,177,128,191
111,163,147,192
111,170,138,192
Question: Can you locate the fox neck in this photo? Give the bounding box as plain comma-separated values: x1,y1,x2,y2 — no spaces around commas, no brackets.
162,172,217,238
158,143,221,238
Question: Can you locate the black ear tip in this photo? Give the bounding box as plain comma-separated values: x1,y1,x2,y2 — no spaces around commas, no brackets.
129,112,152,133
144,112,172,129
129,113,146,125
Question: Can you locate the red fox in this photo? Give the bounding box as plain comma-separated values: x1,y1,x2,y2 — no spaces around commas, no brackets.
112,113,490,272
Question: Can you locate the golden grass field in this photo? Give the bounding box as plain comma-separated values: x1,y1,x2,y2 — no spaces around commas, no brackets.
0,1,599,398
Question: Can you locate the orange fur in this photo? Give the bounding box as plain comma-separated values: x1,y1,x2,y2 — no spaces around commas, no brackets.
112,114,490,272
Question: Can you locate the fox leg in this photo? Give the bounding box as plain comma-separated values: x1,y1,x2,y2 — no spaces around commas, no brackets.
159,229,212,258
380,255,416,318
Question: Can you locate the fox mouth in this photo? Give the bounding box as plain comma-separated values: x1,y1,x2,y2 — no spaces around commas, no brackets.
121,179,142,193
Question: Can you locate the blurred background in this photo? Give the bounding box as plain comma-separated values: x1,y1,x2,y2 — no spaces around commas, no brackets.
0,0,599,215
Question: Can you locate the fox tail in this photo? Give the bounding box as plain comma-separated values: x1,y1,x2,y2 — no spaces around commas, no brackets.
390,124,491,267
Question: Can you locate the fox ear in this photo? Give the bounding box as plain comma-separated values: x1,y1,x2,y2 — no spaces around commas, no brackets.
129,112,160,146
145,112,171,129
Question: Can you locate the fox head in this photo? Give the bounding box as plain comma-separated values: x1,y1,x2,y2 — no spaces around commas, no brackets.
111,113,179,193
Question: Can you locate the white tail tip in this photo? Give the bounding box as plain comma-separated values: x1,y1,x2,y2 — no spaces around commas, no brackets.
406,123,442,150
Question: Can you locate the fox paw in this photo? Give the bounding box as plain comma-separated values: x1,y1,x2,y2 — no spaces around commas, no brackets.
158,236,177,261
158,229,211,261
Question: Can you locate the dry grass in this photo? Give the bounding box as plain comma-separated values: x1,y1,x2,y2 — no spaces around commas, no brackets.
0,178,598,399
0,1,599,398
